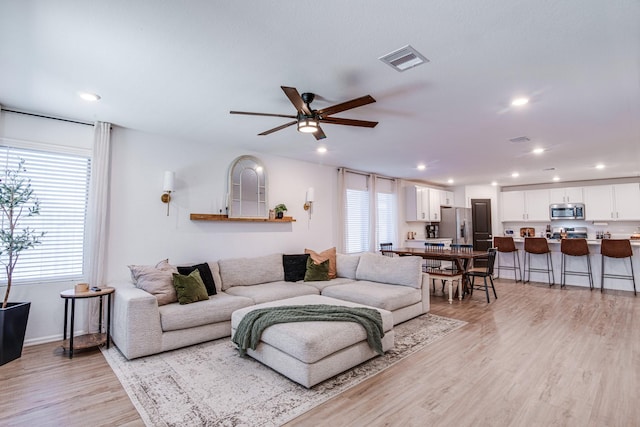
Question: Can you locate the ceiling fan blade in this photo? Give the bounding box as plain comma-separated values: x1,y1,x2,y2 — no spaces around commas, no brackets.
313,126,327,140
230,110,297,119
281,86,312,115
258,120,297,136
317,95,376,116
320,117,378,128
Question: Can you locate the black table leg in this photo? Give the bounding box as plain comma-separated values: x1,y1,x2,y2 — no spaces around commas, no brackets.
106,293,111,349
98,295,103,332
63,299,68,341
69,298,75,359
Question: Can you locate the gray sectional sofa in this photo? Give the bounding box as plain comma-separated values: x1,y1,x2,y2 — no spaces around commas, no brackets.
111,252,430,360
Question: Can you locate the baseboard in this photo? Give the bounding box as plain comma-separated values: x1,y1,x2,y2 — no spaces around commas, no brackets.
24,330,88,347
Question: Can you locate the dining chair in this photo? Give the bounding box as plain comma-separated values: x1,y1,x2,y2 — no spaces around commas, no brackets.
466,248,498,303
379,242,394,257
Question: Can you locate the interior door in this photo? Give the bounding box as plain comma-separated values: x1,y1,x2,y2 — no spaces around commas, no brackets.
471,198,492,266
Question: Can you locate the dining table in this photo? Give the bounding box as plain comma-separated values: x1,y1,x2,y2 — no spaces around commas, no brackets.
388,247,490,300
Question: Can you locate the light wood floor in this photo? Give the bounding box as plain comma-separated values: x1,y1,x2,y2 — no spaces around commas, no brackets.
1,279,638,426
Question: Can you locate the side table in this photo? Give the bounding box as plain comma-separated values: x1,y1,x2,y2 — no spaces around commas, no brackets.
60,287,114,358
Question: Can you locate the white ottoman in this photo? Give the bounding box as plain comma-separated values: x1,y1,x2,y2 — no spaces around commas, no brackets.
231,294,395,388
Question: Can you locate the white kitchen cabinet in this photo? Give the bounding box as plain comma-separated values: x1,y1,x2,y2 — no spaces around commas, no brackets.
428,188,442,221
405,186,429,221
440,190,454,207
501,189,550,222
549,187,583,203
584,183,640,220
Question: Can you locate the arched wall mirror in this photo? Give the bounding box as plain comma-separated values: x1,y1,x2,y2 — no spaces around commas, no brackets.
228,155,268,218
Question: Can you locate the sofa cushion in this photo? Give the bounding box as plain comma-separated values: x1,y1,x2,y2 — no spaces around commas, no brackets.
305,247,337,279
224,281,319,304
177,263,217,295
304,277,356,292
322,280,422,312
219,253,284,290
336,253,360,279
283,254,310,282
304,257,330,282
159,292,254,332
355,253,422,289
172,270,209,305
128,259,178,305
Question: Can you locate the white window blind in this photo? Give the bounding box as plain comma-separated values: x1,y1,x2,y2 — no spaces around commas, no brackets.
341,170,397,254
0,146,91,283
344,172,370,254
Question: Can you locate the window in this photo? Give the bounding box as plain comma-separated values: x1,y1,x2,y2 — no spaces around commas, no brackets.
340,169,397,254
0,146,91,284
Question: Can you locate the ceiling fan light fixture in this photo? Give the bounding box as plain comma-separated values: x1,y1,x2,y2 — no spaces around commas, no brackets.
297,117,318,133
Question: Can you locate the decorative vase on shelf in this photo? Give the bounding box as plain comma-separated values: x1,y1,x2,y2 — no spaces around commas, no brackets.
269,209,275,220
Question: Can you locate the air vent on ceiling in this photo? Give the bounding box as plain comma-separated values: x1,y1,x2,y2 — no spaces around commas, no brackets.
509,136,531,143
379,45,429,72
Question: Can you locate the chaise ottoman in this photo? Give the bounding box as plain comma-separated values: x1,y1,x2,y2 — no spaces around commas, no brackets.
231,294,395,388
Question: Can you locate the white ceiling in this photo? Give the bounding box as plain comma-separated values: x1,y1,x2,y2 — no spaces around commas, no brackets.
1,0,639,187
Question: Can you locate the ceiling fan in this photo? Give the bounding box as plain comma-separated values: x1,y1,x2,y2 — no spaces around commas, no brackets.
230,86,378,140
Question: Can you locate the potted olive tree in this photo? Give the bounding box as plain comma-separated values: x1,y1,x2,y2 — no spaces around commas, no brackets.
274,203,288,219
0,159,45,365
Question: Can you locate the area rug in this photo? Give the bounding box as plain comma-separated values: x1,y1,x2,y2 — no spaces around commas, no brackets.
101,313,466,427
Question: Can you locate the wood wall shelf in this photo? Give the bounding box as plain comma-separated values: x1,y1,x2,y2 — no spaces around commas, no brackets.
190,213,296,222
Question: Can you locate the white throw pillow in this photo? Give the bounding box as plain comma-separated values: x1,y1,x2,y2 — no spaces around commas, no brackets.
128,259,178,305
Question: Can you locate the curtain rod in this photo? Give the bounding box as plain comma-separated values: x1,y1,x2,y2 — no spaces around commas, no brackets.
338,167,396,181
2,108,94,127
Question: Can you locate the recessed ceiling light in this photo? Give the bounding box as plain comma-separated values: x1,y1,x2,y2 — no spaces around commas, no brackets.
596,163,605,169
417,164,426,171
511,97,529,107
447,179,454,184
511,172,519,178
79,92,101,102
491,181,498,186
532,148,544,155
553,176,560,181
316,146,327,153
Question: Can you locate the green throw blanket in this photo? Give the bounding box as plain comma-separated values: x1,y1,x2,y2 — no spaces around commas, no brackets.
232,304,385,356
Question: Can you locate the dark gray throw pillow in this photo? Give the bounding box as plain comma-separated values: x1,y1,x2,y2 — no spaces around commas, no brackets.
283,254,310,282
177,263,217,295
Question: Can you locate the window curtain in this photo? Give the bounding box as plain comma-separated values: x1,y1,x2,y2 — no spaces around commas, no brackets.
87,122,111,331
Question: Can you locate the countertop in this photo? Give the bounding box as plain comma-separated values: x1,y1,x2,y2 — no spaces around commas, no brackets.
512,237,640,246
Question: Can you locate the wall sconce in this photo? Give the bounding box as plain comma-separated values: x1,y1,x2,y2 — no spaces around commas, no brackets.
303,187,314,218
161,171,175,216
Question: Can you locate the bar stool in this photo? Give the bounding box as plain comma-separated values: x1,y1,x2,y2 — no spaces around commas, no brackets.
524,237,555,286
494,236,522,282
600,239,636,295
560,238,593,290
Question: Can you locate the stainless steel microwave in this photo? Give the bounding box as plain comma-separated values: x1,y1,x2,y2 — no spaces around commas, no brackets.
549,203,585,220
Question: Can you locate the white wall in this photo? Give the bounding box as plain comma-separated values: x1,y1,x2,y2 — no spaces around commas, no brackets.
105,127,338,283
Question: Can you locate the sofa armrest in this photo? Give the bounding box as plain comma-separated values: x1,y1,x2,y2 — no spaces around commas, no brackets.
111,281,163,359
420,272,431,313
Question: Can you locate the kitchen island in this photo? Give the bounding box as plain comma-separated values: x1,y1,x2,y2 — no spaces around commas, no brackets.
496,238,640,291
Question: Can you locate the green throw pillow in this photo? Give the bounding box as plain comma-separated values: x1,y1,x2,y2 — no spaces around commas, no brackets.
172,269,209,304
304,257,330,281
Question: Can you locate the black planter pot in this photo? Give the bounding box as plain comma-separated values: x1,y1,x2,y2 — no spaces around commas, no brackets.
0,302,31,366
276,211,284,219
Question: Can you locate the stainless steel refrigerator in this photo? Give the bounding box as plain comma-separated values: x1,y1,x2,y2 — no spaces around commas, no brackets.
439,206,473,245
